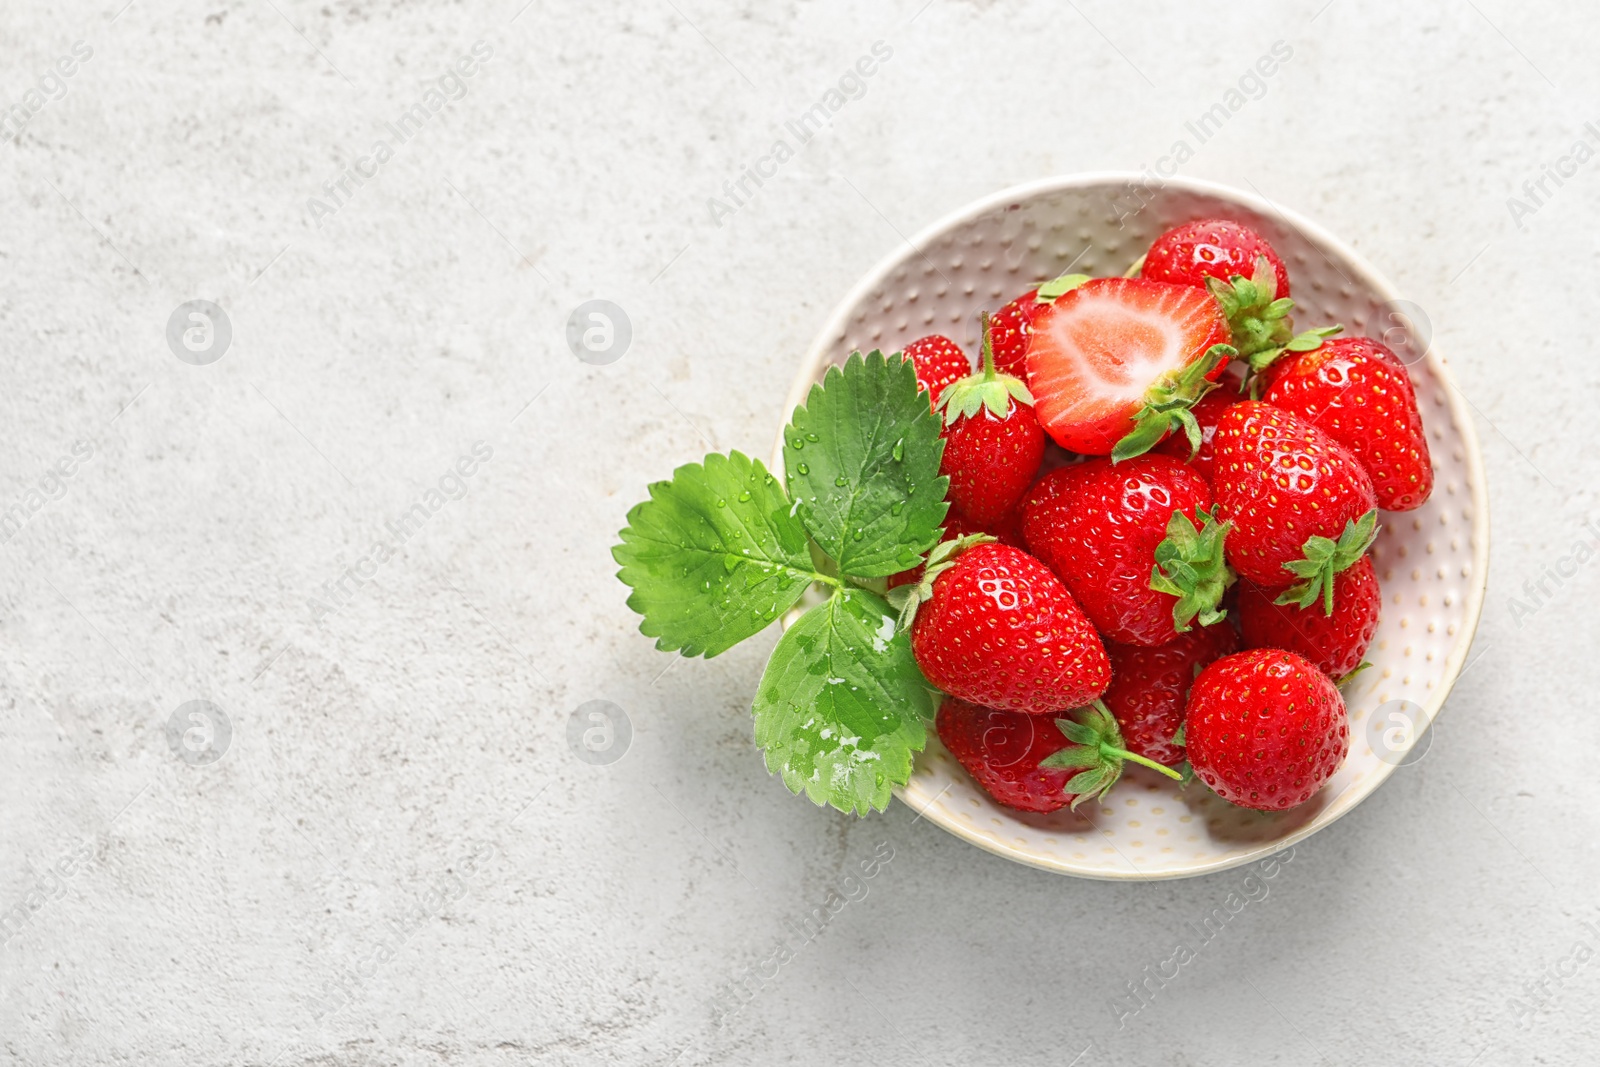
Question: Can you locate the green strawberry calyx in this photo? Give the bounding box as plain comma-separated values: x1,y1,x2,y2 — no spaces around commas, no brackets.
1039,701,1184,810
1243,325,1345,398
935,312,1033,428
1275,510,1380,615
884,533,996,631
1111,342,1237,463
1149,507,1236,632
1204,255,1344,391
1034,272,1093,304
1206,255,1295,358
1335,661,1373,688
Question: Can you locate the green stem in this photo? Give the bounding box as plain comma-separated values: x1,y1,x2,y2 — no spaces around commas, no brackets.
1101,743,1184,781
811,572,843,589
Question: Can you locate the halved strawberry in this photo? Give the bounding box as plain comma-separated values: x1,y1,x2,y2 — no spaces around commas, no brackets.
1025,278,1234,459
991,273,1094,377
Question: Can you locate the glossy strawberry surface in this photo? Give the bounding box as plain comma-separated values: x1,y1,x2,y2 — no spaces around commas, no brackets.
1024,455,1214,646
989,288,1040,376
1102,624,1238,767
901,334,972,408
1239,554,1380,678
910,543,1110,715
1211,401,1376,587
1185,648,1349,811
1260,336,1433,511
935,699,1075,813
1019,464,1088,561
940,398,1045,527
1143,218,1291,296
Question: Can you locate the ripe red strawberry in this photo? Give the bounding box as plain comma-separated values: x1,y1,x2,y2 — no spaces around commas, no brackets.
1185,648,1350,811
988,288,1038,377
1151,381,1240,482
1259,336,1434,511
1023,455,1234,647
1239,554,1380,678
1143,218,1291,297
1018,464,1091,561
938,699,1179,812
1102,624,1239,768
935,318,1045,526
900,334,971,408
1145,222,1339,381
935,699,1072,812
1211,401,1378,589
1026,277,1234,458
901,540,1110,715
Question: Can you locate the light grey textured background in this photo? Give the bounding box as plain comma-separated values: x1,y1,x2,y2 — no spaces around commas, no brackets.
1,1,1596,1064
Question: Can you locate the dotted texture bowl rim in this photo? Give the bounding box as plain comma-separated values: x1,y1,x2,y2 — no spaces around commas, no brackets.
776,172,1489,881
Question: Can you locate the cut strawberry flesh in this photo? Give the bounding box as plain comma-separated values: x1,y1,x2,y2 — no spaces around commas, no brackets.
1025,278,1230,455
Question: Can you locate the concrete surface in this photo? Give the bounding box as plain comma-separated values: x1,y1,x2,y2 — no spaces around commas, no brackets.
1,1,1597,1064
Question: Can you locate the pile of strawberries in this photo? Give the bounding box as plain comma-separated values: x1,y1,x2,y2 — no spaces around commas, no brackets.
891,218,1433,814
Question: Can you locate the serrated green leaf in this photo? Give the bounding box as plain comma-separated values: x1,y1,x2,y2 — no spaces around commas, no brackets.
783,351,947,577
752,587,935,815
613,451,819,658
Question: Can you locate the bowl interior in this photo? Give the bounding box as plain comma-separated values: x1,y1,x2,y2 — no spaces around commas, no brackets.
785,174,1487,880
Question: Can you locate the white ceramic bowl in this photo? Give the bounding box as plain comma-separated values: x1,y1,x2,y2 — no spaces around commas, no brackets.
776,173,1488,881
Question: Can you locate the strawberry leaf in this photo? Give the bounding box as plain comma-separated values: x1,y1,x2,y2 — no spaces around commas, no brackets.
783,351,948,578
613,451,820,658
752,587,934,815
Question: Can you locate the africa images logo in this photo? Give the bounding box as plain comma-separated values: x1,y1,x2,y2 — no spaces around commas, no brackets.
305,42,495,227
